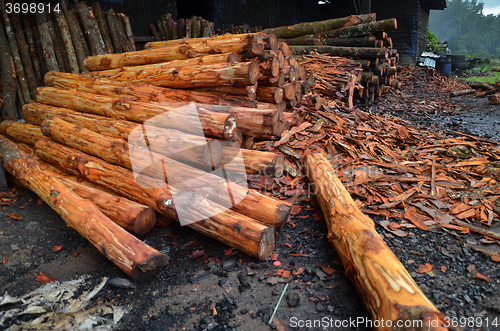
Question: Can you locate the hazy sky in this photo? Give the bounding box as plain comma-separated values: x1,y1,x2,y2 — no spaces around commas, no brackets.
481,0,500,15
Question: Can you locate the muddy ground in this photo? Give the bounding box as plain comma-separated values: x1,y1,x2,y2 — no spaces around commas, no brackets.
1,71,500,331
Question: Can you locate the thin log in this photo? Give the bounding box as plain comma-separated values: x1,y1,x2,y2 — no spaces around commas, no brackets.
285,18,398,43
45,71,256,107
449,89,476,97
161,15,170,40
111,9,131,52
1,0,31,103
47,11,69,72
166,13,176,40
85,35,260,71
220,147,284,177
283,35,378,47
177,18,185,38
10,13,37,99
191,16,198,38
76,2,106,55
35,9,60,72
0,17,18,120
38,119,290,230
0,135,169,280
35,87,237,140
185,18,191,38
83,60,260,88
150,24,161,41
263,14,376,38
35,138,275,260
54,9,80,73
21,14,43,85
121,13,136,51
290,45,388,59
64,8,89,72
93,2,114,53
107,10,124,52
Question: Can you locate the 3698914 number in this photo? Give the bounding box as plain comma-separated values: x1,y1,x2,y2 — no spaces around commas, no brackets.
5,2,60,14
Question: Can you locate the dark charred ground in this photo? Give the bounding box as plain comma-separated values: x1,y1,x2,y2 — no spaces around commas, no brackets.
1,73,500,331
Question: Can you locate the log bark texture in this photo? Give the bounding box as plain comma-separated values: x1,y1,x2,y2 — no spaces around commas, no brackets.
21,14,43,85
76,2,106,55
35,87,237,139
44,71,256,107
0,16,19,120
35,9,60,72
63,8,89,72
92,3,114,54
305,152,451,330
0,135,169,280
54,9,80,73
290,46,388,58
0,120,45,145
34,138,275,260
107,9,123,53
263,14,376,38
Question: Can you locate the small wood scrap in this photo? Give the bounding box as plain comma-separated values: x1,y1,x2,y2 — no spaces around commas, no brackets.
487,94,500,105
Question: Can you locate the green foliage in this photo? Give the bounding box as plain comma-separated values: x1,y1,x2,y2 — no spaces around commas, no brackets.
464,71,500,83
426,30,442,51
429,0,500,58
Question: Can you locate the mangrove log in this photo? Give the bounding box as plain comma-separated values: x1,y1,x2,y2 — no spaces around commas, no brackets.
290,46,388,58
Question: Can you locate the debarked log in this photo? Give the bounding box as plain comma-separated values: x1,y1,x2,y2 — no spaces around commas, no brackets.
0,135,168,280
304,152,451,330
34,138,276,260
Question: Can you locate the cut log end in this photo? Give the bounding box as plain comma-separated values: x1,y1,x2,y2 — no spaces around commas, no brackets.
258,226,276,260
134,252,170,280
133,206,158,235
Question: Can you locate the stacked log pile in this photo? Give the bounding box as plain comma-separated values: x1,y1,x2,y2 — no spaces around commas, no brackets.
149,14,215,41
0,0,135,120
263,14,401,106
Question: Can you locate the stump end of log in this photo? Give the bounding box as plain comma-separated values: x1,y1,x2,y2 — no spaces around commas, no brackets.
133,252,170,280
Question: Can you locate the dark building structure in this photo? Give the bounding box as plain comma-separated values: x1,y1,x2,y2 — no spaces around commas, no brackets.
79,0,446,64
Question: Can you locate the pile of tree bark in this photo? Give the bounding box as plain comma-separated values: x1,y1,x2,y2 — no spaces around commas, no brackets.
263,13,401,105
149,14,214,41
0,0,135,121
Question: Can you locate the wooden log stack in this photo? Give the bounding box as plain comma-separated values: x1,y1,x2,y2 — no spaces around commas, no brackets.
0,0,135,120
150,14,215,41
265,14,401,106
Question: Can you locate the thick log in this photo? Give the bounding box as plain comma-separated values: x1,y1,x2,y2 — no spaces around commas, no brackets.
10,13,37,100
35,87,237,139
85,35,259,71
64,8,89,72
290,46,388,59
283,35,378,47
191,84,257,98
44,71,256,107
256,86,283,104
0,16,18,120
107,10,123,53
76,2,106,55
83,60,260,88
0,0,31,103
144,32,260,49
305,152,451,329
21,15,43,85
220,147,284,177
35,138,275,260
262,14,376,38
35,9,60,72
0,120,45,145
120,13,136,51
93,2,114,53
449,89,476,97
40,118,290,231
285,18,398,44
54,9,80,73
0,135,169,279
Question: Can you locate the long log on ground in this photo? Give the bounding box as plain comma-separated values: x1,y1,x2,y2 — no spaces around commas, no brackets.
145,32,260,50
93,3,114,54
35,138,275,260
0,120,45,145
285,18,398,44
290,46,388,59
40,118,291,229
10,13,38,100
35,9,60,72
63,8,88,73
82,60,259,88
76,2,106,55
220,147,284,177
304,152,451,329
84,35,257,70
21,14,43,85
0,135,169,279
23,102,223,168
283,35,378,47
54,9,80,74
449,89,476,97
262,14,376,38
13,142,157,235
35,87,237,139
0,17,18,121
0,0,31,103
44,71,255,107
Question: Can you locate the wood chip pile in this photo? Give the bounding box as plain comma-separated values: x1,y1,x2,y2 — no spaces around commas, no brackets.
0,0,135,122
